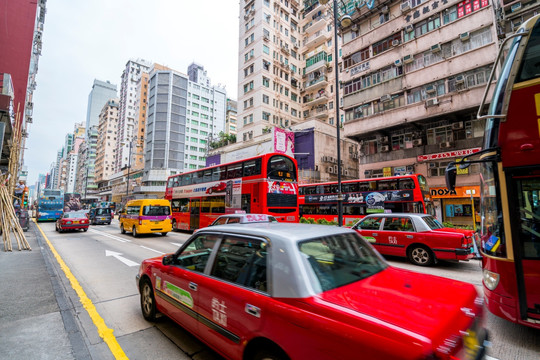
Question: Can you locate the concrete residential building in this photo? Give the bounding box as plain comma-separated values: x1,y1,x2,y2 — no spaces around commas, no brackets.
338,0,498,225
86,79,117,132
115,58,152,173
95,98,119,199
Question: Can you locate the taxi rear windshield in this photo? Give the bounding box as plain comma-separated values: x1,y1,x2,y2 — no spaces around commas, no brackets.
142,206,170,216
299,233,387,292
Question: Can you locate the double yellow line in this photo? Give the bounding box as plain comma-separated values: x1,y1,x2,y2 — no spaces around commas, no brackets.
35,221,129,359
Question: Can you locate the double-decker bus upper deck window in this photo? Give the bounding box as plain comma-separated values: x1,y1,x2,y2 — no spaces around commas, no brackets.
243,159,262,176
181,174,191,186
399,179,415,190
203,169,213,182
516,24,540,83
343,183,359,193
378,180,398,190
227,163,243,179
267,155,296,181
358,181,377,191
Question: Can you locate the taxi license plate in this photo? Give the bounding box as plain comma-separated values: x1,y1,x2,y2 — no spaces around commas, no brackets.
153,221,160,224
73,221,79,224
100,217,106,220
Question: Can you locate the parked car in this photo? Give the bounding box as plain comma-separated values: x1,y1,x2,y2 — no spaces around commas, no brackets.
137,223,487,360
55,211,89,232
351,213,475,266
88,207,112,225
209,213,278,226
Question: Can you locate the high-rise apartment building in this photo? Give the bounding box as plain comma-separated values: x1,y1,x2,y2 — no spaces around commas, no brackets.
139,63,227,196
86,79,117,132
115,58,152,173
95,99,119,191
225,98,238,135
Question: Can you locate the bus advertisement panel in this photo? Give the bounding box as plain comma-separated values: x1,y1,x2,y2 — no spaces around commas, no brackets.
165,153,298,231
299,174,432,226
64,193,82,212
36,189,64,222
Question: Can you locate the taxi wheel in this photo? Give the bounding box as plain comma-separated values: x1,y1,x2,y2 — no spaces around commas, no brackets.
120,224,126,234
133,226,139,238
162,232,168,236
408,245,434,266
253,348,289,360
140,279,158,321
172,220,177,231
83,228,88,232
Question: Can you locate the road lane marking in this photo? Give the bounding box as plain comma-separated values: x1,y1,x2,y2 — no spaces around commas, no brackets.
89,228,131,243
170,242,183,247
105,250,139,267
35,222,129,360
140,246,165,255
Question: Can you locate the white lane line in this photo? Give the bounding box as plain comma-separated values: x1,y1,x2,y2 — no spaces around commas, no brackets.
140,246,165,255
89,228,132,243
170,242,183,247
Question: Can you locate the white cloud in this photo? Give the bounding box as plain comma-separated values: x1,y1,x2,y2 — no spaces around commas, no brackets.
27,0,239,185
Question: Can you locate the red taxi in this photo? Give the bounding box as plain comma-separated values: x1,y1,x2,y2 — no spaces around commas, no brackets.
55,211,89,233
351,213,475,266
137,223,487,360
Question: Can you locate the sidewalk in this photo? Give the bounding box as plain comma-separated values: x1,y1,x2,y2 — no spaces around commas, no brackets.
0,221,90,360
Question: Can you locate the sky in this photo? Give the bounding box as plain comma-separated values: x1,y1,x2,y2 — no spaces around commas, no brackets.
26,0,240,186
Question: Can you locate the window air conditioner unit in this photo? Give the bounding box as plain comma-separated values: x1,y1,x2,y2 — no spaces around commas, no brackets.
511,2,522,12
392,39,400,47
405,24,414,33
455,74,465,84
452,121,464,130
380,94,392,102
351,24,358,31
425,98,439,107
26,116,33,123
431,44,442,53
439,141,452,149
380,145,390,152
425,85,436,94
263,34,270,41
401,1,411,13
381,136,389,143
460,32,470,41
428,162,437,169
413,138,422,146
406,165,414,172
364,170,372,176
394,59,402,66
381,5,389,14
328,166,335,174
403,54,413,64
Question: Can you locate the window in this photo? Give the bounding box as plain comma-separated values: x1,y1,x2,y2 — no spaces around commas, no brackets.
263,94,270,104
175,234,219,273
211,236,268,291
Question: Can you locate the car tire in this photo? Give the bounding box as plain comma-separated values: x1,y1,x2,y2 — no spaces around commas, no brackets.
408,245,434,266
162,232,168,236
55,224,58,232
83,228,88,232
140,278,158,321
120,224,126,234
253,348,289,360
172,220,177,232
133,226,138,238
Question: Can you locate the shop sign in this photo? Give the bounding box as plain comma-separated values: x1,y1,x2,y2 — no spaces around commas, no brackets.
430,186,480,198
383,167,392,177
417,148,481,162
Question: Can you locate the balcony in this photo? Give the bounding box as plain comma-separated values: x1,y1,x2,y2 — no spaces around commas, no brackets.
313,106,329,119
305,76,328,91
304,93,328,106
303,13,328,34
304,29,329,48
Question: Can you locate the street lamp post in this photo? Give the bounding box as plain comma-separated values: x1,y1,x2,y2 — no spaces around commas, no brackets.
322,0,351,226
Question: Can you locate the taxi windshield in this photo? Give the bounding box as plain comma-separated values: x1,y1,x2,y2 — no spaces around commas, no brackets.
298,233,387,292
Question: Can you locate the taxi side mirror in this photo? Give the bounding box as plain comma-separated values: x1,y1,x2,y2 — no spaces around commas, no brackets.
163,255,180,266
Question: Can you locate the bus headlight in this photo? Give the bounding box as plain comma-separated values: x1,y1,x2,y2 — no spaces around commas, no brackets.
483,269,500,291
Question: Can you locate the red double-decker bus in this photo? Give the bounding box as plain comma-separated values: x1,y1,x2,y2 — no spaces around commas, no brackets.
165,153,298,231
299,174,432,226
446,15,540,328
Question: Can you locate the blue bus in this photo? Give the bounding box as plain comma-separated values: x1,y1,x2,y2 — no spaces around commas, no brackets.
36,189,64,221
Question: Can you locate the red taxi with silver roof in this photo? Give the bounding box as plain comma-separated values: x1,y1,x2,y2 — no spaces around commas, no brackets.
137,223,487,360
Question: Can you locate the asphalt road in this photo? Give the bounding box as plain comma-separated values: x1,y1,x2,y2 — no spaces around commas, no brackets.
37,220,540,360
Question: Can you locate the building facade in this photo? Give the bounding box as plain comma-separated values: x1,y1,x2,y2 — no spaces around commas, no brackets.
86,79,117,132
225,98,238,135
95,98,119,199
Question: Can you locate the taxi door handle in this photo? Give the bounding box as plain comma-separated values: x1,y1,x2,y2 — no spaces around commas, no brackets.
371,233,378,236
406,235,414,239
189,282,198,291
245,304,261,318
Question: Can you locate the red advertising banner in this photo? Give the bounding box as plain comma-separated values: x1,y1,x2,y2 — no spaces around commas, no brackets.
417,148,481,162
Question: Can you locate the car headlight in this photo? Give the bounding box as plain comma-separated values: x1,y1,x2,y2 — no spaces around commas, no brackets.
483,269,500,291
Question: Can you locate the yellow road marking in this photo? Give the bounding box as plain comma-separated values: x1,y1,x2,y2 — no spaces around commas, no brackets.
35,220,129,359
